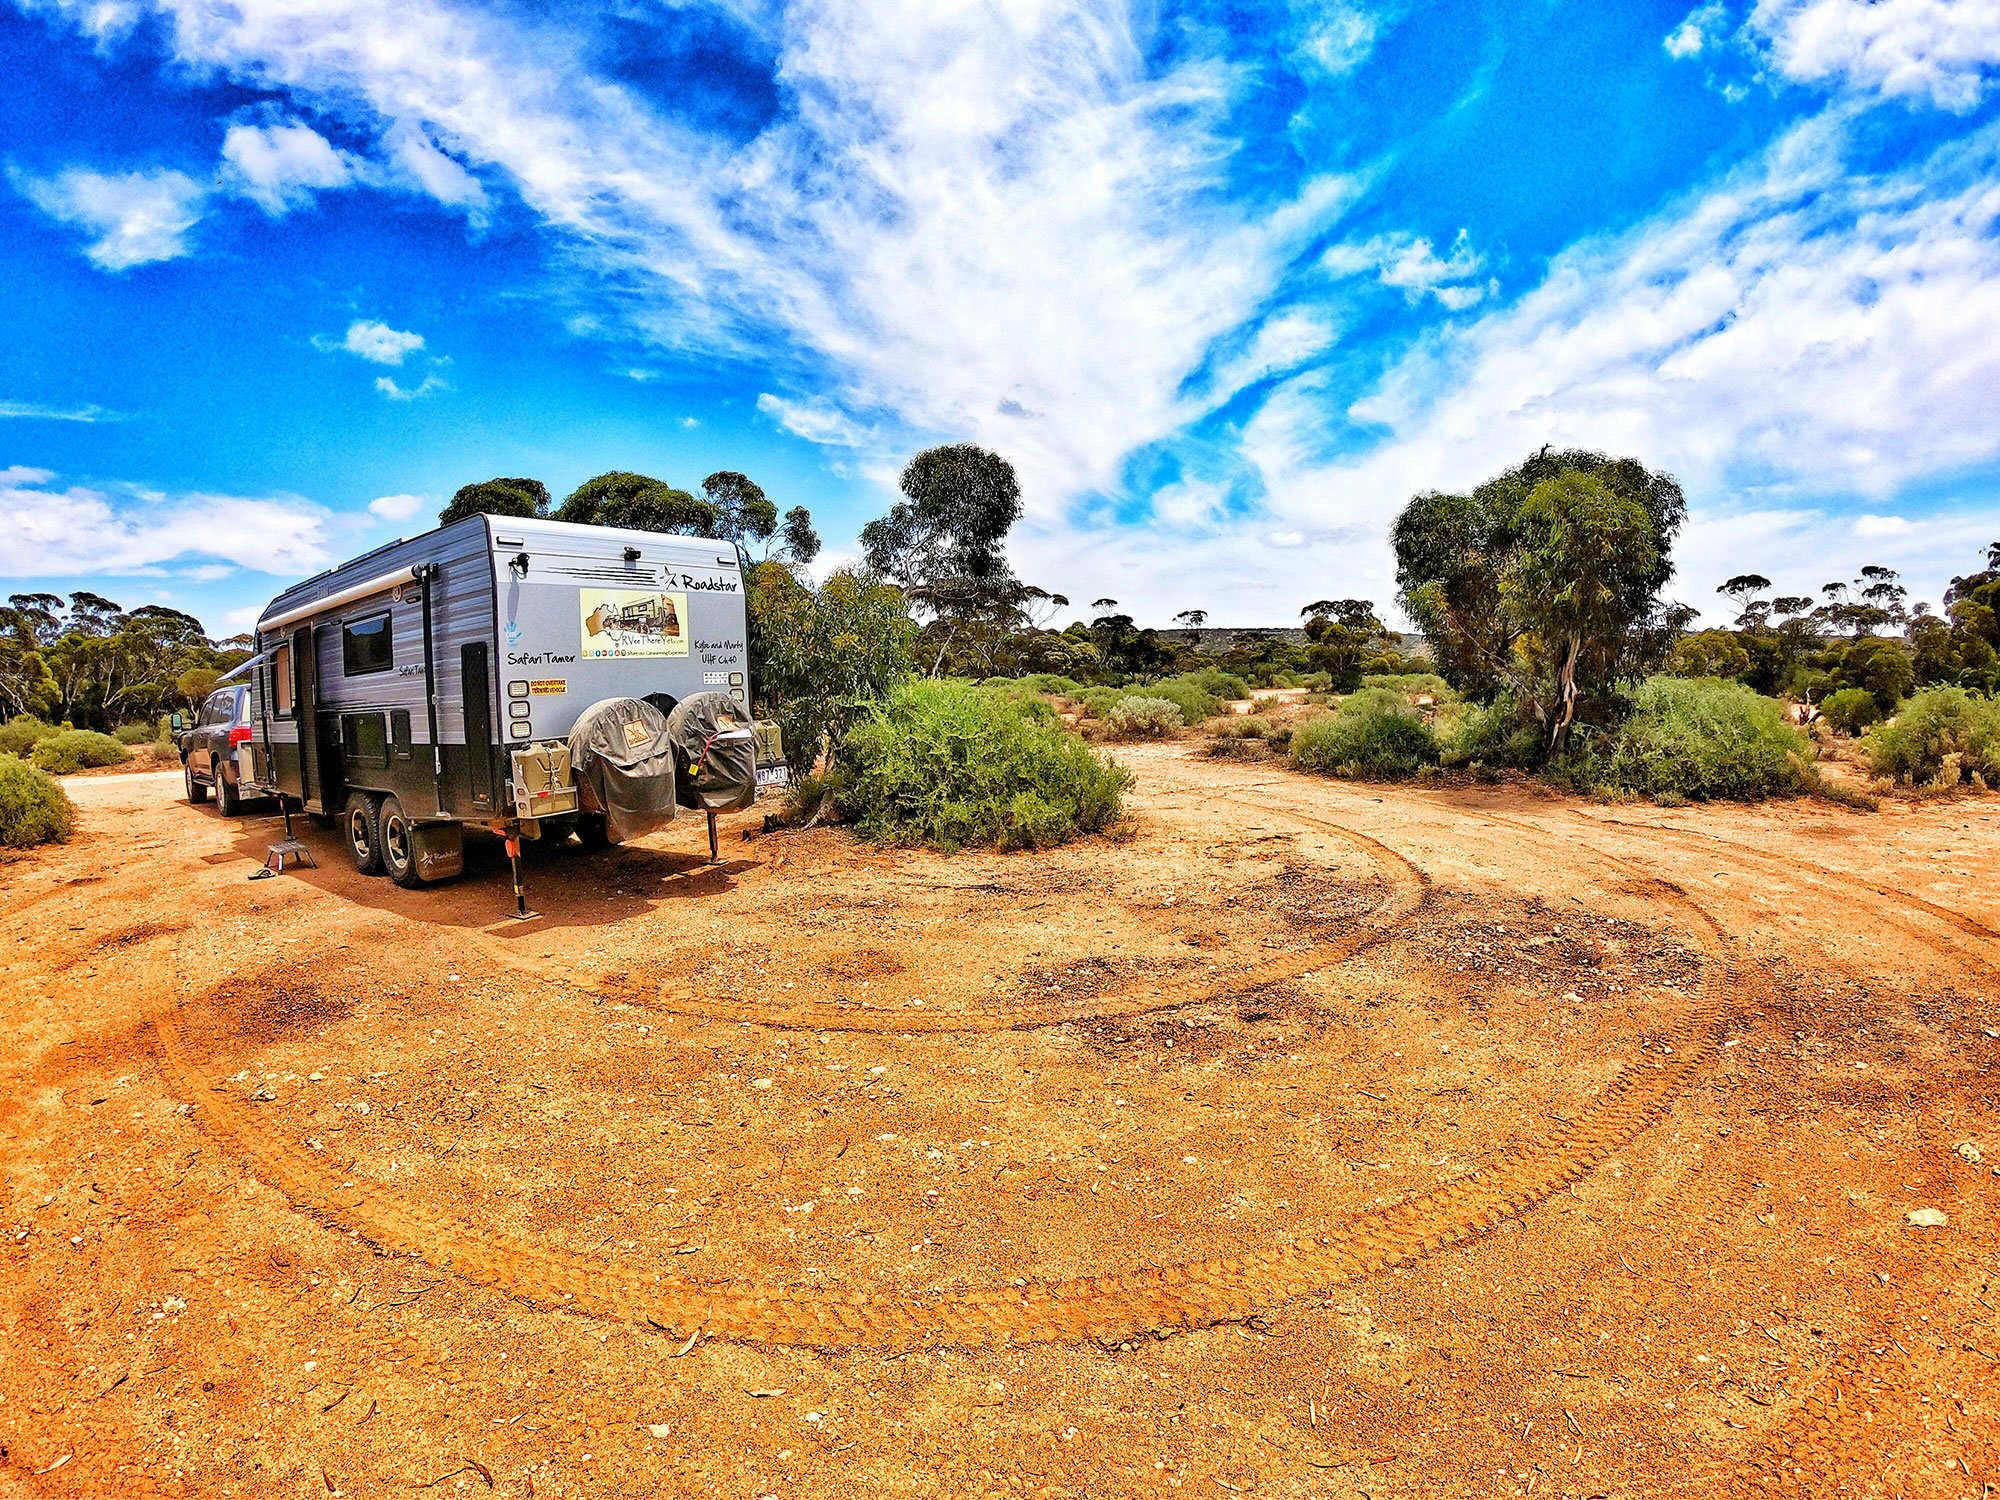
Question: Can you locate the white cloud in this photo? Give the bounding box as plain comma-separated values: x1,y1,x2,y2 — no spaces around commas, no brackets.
756,392,874,448
2,469,335,576
339,319,425,364
1747,0,2000,111
1297,3,1380,76
381,119,487,221
30,0,1354,518
1853,512,1917,537
1665,2,1728,59
1324,229,1489,309
1295,116,2000,515
367,492,425,521
0,400,122,421
374,372,445,400
221,119,357,214
11,165,207,270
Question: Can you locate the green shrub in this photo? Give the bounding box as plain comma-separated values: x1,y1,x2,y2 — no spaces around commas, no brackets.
29,730,133,775
1105,696,1185,737
0,715,59,758
112,722,157,745
974,680,1059,721
1292,688,1440,779
1441,699,1542,768
1863,686,2000,787
1819,687,1881,735
1077,686,1123,720
0,756,75,847
837,679,1129,851
1566,677,1814,802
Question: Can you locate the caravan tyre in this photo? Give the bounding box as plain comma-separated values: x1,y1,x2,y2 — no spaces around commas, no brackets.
378,796,424,888
576,811,611,851
344,792,385,875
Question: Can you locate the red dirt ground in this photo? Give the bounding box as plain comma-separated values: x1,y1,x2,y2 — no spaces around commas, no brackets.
2,747,1995,1499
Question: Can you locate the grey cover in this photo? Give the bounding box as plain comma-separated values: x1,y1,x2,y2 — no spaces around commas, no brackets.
666,691,759,812
567,697,678,842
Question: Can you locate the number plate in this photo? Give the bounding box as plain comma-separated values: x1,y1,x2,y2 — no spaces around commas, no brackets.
755,764,790,789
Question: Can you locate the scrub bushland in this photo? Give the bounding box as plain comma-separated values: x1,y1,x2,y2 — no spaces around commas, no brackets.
0,757,75,847
1864,687,2000,788
1291,688,1440,780
837,679,1129,851
1105,697,1184,738
1556,677,1815,803
29,730,132,775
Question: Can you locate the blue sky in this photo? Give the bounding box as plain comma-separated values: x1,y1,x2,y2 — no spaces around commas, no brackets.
4,0,1998,637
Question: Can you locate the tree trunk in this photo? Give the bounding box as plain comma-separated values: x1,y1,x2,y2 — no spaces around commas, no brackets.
1549,637,1582,754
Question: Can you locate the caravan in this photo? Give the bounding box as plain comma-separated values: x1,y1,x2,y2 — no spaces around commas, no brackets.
228,513,758,887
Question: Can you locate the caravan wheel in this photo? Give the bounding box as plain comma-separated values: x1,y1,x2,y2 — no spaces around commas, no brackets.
378,796,425,889
344,792,384,875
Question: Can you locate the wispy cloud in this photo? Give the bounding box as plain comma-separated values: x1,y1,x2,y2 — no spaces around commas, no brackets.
373,372,446,400
0,400,124,421
4,468,335,576
1323,228,1491,310
29,0,1356,514
11,164,207,269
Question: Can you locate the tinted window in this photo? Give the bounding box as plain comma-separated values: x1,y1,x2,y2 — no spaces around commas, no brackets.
202,690,235,726
342,712,389,767
343,613,393,675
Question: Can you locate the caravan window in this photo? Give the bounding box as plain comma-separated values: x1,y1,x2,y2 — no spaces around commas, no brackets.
271,643,294,715
343,612,393,675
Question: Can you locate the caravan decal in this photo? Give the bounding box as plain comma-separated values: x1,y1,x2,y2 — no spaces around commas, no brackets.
579,588,691,659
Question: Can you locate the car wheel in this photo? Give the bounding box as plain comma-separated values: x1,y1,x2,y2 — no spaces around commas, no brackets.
185,760,209,805
379,796,424,888
215,762,242,816
344,792,384,875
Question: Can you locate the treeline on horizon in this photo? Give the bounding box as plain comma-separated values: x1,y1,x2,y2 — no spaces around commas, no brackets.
4,444,1997,763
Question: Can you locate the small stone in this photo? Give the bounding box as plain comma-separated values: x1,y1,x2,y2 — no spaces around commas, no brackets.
1955,1142,1983,1164
647,1424,671,1439
752,1078,773,1089
1905,1208,1948,1228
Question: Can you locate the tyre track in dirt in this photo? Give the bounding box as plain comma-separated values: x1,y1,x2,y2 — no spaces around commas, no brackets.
155,773,1737,1352
1582,815,2000,960
443,790,1432,1034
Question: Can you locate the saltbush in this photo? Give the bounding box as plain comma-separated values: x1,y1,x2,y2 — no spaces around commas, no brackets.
0,715,59,758
1291,688,1440,779
29,730,132,775
838,679,1129,851
0,756,74,847
1818,687,1881,735
1105,696,1185,737
113,722,157,745
1863,686,2000,788
1566,677,1814,802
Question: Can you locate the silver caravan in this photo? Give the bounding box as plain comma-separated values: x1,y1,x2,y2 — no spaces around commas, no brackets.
239,514,752,887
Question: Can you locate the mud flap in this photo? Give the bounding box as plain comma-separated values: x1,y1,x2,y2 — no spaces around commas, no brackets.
411,821,465,882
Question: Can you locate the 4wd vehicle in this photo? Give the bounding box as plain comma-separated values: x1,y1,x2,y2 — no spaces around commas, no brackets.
181,684,256,816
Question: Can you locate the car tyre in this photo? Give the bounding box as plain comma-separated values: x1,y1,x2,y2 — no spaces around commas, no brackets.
185,760,209,806
344,792,384,875
379,796,425,888
215,761,242,816
576,811,610,851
